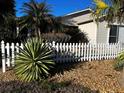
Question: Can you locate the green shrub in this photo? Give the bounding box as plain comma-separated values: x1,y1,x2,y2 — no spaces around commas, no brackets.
14,37,55,82
114,51,124,70
41,80,71,91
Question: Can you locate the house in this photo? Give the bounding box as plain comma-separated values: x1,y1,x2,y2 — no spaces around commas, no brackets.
62,8,124,43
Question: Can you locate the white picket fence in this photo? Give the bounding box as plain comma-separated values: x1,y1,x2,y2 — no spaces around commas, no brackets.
1,41,124,73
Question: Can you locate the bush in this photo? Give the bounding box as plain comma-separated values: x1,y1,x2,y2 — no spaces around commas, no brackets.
0,80,71,93
114,51,124,70
65,28,89,43
14,37,55,82
41,80,71,91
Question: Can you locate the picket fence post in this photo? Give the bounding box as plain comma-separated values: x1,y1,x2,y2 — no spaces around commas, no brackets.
56,43,59,62
84,43,86,61
89,43,91,61
6,43,10,67
1,41,6,73
78,43,81,62
69,43,72,62
11,43,15,66
81,43,83,61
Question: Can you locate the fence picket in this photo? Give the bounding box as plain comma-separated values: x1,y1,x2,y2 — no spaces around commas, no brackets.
63,43,65,62
115,43,117,58
6,43,10,67
75,43,78,62
97,44,99,60
112,44,114,58
66,43,69,62
1,41,6,72
81,43,83,61
114,43,116,58
102,44,105,59
11,43,15,66
115,43,116,58
104,44,106,60
84,43,86,61
78,43,81,62
16,43,19,54
109,44,111,59
99,44,102,60
92,44,94,60
59,43,62,63
106,44,109,60
1,41,124,73
89,43,91,61
72,43,75,62
94,44,97,60
56,43,59,62
69,43,72,62
86,43,89,61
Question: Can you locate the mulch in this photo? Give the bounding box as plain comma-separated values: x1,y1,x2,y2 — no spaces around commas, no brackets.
0,60,124,93
50,60,124,92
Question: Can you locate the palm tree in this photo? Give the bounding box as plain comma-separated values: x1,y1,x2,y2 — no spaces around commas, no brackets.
19,0,63,37
92,0,124,23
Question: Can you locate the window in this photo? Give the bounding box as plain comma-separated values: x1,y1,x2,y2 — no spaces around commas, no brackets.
109,25,119,43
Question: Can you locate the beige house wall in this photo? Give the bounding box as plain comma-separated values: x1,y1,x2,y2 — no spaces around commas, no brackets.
97,21,110,43
118,26,124,43
79,22,98,43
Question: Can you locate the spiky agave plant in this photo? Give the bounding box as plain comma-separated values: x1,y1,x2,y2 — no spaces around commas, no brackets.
14,37,55,82
114,51,124,69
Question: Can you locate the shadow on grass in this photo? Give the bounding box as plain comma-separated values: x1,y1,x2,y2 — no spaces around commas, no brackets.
0,80,99,93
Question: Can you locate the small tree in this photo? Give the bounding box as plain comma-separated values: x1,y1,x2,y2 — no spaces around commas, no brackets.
0,0,16,42
92,0,124,23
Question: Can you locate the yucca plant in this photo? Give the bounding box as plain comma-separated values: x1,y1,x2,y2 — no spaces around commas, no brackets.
114,51,124,69
14,37,55,82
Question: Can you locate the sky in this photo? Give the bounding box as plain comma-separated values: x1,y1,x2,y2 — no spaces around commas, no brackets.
16,0,92,17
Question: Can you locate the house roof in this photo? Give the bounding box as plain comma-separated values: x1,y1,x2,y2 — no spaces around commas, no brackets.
62,8,93,26
63,8,92,18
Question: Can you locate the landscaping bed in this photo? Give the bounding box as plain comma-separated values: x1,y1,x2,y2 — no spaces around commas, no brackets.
0,60,124,93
